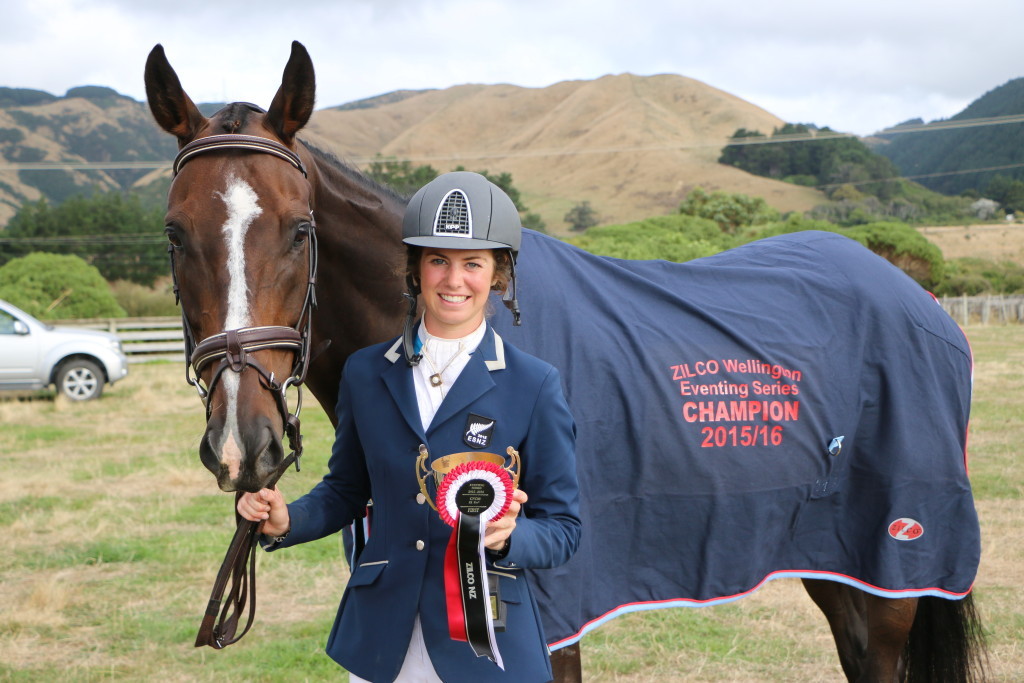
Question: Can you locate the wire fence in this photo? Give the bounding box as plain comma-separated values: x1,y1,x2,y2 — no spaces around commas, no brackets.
938,295,1024,326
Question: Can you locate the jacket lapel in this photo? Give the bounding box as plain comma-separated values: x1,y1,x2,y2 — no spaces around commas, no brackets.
381,337,427,439
380,328,507,439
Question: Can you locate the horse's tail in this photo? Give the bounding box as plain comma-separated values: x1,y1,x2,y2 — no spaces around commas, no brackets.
904,593,987,682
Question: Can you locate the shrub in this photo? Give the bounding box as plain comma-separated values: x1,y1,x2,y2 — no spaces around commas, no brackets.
566,214,735,262
109,278,178,317
679,187,780,234
0,252,125,319
934,258,1024,296
748,216,945,288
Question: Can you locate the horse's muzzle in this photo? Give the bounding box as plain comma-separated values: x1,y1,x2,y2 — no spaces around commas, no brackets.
200,418,285,492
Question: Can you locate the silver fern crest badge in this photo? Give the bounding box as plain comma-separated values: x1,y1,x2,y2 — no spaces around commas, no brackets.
463,413,496,448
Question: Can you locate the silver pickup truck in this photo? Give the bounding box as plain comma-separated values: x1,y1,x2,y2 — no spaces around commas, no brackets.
0,298,129,400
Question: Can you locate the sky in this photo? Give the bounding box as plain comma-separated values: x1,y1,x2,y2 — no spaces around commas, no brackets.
2,0,1022,137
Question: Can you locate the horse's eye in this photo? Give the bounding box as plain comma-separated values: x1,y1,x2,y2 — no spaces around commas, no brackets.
292,221,311,248
165,226,183,248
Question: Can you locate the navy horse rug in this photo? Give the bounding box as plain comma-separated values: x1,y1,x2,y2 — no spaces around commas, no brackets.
491,229,980,648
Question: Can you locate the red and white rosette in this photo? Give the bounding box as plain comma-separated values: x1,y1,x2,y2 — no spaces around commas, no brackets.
435,460,514,528
436,460,514,669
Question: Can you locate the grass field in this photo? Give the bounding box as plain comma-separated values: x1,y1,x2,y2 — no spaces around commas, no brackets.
1,325,1021,682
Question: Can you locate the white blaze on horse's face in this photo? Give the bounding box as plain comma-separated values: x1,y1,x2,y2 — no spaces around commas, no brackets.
215,175,262,481
219,175,261,329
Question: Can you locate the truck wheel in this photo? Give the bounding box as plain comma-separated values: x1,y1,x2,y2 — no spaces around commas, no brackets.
57,359,104,401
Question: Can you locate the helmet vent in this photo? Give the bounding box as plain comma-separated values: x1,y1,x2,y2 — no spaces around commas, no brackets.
432,189,472,238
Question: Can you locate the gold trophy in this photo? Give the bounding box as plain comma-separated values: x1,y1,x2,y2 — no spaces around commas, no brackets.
415,445,521,515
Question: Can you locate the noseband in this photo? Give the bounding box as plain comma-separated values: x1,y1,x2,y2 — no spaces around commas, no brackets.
168,132,318,649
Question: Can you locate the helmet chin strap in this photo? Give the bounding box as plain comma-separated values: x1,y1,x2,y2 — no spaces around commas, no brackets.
402,274,423,367
502,255,521,326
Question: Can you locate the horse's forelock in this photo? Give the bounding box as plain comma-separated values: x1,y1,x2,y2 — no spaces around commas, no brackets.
211,102,266,135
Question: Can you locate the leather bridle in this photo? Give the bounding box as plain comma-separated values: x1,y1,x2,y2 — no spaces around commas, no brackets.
167,132,318,649
169,133,318,470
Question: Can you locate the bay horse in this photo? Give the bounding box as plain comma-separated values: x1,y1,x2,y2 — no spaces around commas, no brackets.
144,42,986,681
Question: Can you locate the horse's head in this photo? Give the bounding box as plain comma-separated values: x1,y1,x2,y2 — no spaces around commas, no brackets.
145,42,318,492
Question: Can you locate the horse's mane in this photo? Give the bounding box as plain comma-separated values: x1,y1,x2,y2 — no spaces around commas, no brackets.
299,139,409,204
203,102,404,205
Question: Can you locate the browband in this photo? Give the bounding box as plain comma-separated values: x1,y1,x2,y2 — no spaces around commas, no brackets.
173,134,307,177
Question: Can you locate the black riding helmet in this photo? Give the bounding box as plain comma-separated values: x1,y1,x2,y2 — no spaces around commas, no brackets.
401,172,522,366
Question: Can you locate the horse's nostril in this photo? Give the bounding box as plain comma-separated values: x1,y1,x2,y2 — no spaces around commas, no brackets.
249,422,275,457
198,434,220,476
252,422,285,481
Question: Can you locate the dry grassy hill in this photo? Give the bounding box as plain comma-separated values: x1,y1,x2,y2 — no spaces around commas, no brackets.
302,73,826,233
919,223,1024,264
0,99,121,224
0,89,174,226
1,75,825,234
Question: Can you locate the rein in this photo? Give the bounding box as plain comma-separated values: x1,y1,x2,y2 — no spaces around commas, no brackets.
168,133,318,649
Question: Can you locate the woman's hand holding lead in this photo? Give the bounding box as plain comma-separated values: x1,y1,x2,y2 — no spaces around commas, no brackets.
237,486,290,537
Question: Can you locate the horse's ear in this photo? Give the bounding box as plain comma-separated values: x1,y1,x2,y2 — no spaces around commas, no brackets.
265,41,315,143
144,44,207,145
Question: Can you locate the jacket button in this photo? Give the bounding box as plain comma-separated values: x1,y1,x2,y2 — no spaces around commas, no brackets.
415,540,425,551
416,493,426,505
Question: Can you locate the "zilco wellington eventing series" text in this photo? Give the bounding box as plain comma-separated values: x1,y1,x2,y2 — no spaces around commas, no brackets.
669,358,803,449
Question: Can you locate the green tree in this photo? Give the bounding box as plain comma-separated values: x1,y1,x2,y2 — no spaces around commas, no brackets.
564,201,599,232
984,175,1024,214
720,124,902,202
1,192,166,285
678,187,780,234
522,212,547,233
365,156,439,197
876,78,1024,195
933,257,1024,295
0,252,126,319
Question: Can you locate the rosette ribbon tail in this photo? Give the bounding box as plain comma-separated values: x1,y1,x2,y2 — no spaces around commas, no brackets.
443,511,504,669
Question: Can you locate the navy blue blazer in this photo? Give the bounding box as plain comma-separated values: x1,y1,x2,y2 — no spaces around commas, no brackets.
270,325,581,682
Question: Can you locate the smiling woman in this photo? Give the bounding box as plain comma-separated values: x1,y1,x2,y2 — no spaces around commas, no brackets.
416,248,497,338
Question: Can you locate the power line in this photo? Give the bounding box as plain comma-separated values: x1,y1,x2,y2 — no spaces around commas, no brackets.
0,161,170,171
1,112,1023,205
0,234,165,245
872,113,1024,135
1,113,1023,172
815,162,1024,191
722,113,1024,147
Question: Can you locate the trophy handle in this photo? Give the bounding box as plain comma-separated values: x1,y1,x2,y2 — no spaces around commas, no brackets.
506,446,521,490
415,444,438,511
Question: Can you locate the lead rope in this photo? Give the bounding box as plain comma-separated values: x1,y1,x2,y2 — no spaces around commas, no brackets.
194,444,300,649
